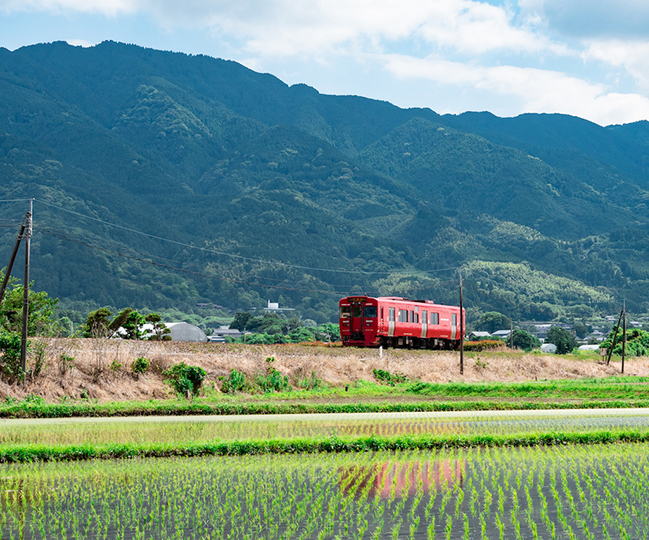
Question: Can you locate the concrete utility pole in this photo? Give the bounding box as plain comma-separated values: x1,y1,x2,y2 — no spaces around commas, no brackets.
20,199,33,377
622,299,626,374
459,269,464,375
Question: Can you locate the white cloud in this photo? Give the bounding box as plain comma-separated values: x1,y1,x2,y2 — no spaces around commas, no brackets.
583,40,649,90
383,54,649,125
0,0,135,16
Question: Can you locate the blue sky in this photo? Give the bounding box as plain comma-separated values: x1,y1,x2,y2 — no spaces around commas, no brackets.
1,0,649,126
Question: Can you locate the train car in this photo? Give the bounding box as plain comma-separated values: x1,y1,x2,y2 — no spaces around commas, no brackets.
339,296,464,349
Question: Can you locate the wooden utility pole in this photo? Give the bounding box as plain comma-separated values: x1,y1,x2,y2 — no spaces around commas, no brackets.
20,199,33,378
606,308,624,366
0,223,25,304
622,300,626,374
459,269,464,375
510,320,514,349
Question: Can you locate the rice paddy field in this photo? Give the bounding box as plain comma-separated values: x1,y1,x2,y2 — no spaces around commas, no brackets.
2,443,649,539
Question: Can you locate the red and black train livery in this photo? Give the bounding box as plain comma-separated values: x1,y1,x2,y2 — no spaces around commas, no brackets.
339,296,464,349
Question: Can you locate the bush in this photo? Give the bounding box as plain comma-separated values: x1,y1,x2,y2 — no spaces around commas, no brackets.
132,357,149,375
546,326,578,355
373,368,408,386
255,357,289,393
0,331,22,377
463,340,506,352
164,362,206,398
221,369,247,394
297,370,323,390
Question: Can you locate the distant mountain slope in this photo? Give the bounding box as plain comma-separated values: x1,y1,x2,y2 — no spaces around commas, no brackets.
0,41,648,321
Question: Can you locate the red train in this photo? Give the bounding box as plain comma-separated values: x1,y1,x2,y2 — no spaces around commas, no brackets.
339,296,464,349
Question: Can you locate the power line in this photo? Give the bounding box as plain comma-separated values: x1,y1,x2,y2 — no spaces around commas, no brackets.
36,198,459,278
38,228,367,296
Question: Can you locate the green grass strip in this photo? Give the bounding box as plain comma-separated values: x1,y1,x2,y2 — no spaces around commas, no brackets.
3,429,649,463
5,399,649,419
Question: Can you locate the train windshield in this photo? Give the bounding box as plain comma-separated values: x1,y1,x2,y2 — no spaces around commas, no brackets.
364,306,377,318
340,306,351,318
352,306,363,318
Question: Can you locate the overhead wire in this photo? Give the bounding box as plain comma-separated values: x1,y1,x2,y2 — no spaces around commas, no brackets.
35,198,459,278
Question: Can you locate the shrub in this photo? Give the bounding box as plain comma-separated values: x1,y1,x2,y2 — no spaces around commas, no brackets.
132,357,149,375
463,340,506,352
0,331,22,377
255,357,289,393
221,369,247,394
373,368,408,386
164,362,206,398
58,352,75,375
297,370,323,390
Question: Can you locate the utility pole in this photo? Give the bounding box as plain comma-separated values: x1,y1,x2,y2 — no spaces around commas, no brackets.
622,299,626,374
0,223,25,304
606,308,624,366
459,269,464,375
510,319,514,350
20,199,32,378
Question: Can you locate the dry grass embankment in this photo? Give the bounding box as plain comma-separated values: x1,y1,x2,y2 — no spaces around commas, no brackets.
1,338,647,403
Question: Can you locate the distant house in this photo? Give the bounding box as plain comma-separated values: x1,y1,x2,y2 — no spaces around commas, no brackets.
468,331,491,340
211,326,243,341
492,330,511,340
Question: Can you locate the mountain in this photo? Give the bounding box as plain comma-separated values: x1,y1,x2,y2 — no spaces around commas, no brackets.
1,40,648,323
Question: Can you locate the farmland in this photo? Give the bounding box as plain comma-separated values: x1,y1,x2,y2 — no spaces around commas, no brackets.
3,340,649,538
3,443,649,539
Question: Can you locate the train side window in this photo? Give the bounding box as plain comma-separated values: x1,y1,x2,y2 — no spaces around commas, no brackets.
381,308,384,320
452,314,457,326
410,310,414,323
340,306,351,318
422,311,428,324
431,313,439,325
389,308,395,322
415,313,419,324
398,309,407,322
352,306,363,318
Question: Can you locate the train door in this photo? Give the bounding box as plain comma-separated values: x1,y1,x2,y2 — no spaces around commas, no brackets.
388,307,395,337
421,311,428,338
351,304,364,335
451,313,457,340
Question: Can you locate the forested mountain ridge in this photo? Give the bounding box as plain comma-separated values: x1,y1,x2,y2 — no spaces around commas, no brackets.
1,40,648,323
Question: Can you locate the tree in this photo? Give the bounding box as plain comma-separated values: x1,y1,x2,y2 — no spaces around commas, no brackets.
230,312,253,331
146,313,171,341
83,307,113,338
571,321,590,339
511,329,541,351
475,312,511,333
0,273,60,336
546,326,578,354
122,310,146,340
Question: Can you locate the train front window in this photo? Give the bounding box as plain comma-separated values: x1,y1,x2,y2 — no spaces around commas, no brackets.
340,306,351,318
352,306,363,318
364,306,377,318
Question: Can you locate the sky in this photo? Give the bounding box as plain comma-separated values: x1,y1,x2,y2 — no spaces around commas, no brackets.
1,0,649,126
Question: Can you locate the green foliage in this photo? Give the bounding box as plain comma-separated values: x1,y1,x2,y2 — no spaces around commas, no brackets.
296,370,323,391
255,357,289,393
601,328,649,357
164,362,206,398
0,272,60,336
0,331,22,377
463,340,506,352
512,329,542,351
220,369,247,394
373,368,408,386
145,313,171,341
132,357,149,375
475,312,511,333
546,326,579,354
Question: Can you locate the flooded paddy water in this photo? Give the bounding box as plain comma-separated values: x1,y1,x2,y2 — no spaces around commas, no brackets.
2,442,648,539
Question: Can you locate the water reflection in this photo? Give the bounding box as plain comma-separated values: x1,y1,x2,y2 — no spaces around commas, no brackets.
340,459,465,498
